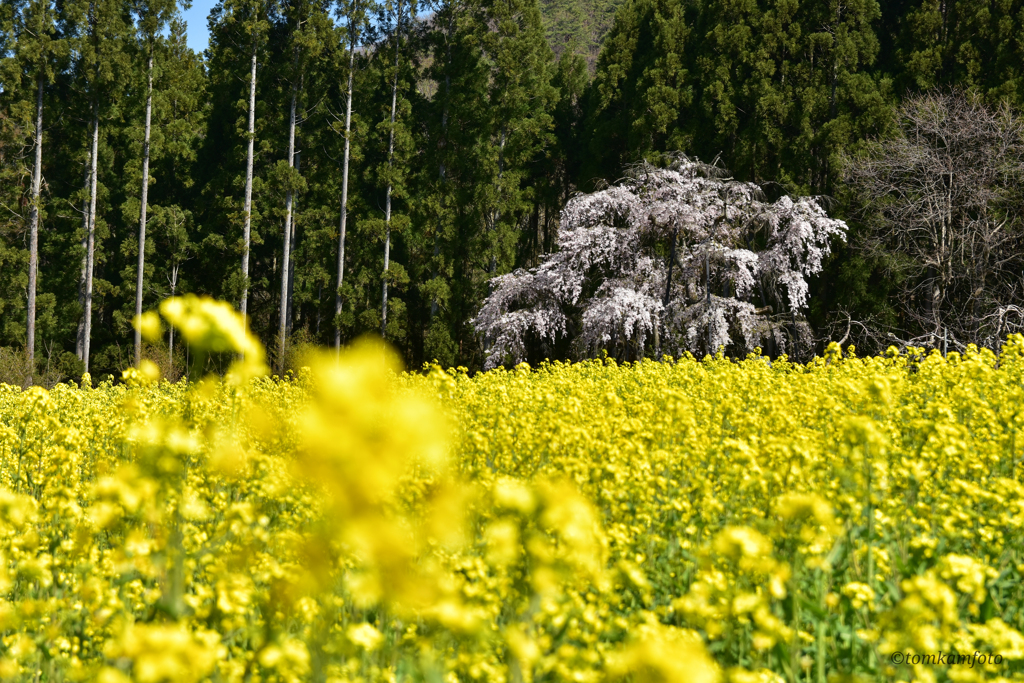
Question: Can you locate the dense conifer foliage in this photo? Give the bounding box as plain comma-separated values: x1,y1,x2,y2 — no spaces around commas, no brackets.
3,0,1024,381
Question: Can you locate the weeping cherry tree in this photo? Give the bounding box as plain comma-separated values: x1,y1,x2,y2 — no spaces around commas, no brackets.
474,157,848,369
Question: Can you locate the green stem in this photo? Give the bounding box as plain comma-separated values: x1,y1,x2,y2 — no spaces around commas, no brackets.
816,570,825,683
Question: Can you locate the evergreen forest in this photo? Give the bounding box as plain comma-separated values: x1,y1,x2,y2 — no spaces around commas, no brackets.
3,0,1024,383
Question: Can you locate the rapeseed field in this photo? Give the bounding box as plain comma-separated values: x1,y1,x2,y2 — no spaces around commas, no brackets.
1,296,1023,682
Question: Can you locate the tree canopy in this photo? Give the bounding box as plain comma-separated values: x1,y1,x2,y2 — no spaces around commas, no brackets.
475,157,847,368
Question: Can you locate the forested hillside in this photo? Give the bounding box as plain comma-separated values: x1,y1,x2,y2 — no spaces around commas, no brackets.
2,0,1024,384
540,0,621,65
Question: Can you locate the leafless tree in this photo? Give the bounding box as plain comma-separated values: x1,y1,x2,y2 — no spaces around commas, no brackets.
845,92,1024,351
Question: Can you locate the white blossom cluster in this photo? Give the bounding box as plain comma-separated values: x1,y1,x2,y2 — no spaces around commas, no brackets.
474,158,847,369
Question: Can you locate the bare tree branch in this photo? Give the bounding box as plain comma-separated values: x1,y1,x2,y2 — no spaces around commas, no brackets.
844,92,1024,350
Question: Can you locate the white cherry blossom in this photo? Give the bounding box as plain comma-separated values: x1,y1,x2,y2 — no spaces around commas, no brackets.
474,157,847,369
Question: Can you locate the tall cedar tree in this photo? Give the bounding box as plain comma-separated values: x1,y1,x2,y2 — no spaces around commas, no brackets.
417,0,490,366
106,10,203,375
127,0,176,365
359,0,417,344
7,0,63,384
532,46,586,260
332,0,370,351
136,15,206,374
272,0,330,370
470,0,556,365
268,0,338,368
480,0,556,273
202,0,275,332
70,0,128,372
0,4,31,349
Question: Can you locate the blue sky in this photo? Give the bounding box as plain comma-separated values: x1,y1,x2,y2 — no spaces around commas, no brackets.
181,0,218,54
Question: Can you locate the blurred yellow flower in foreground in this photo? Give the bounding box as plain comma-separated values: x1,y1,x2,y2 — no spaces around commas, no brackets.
156,294,267,381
